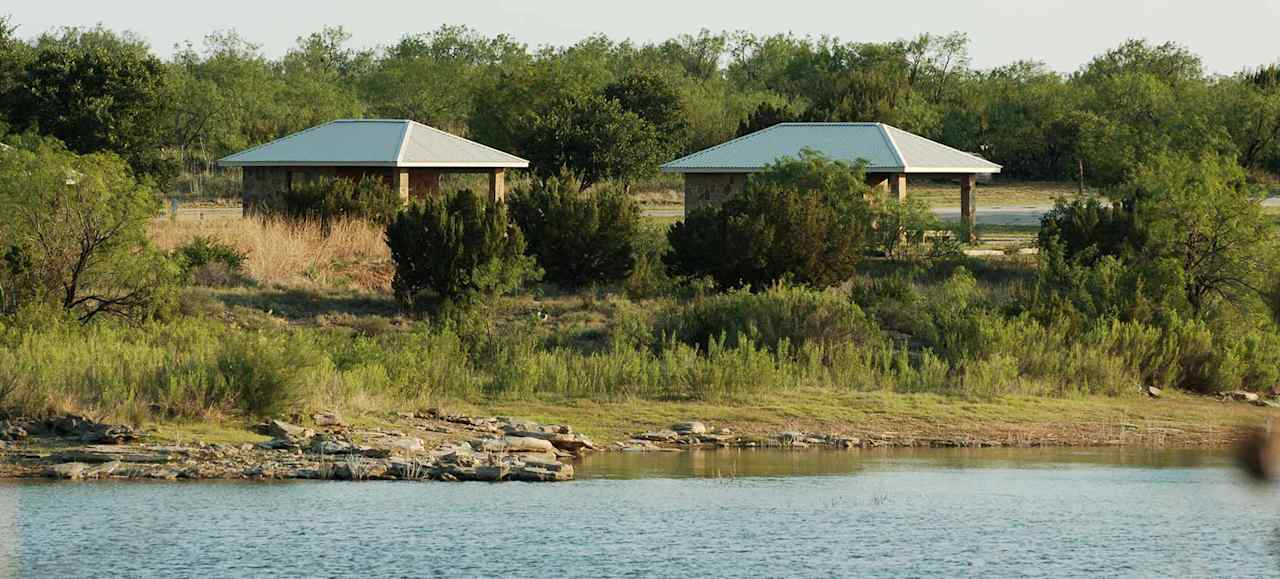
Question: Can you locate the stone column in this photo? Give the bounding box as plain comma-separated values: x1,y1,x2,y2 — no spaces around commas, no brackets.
888,173,908,202
960,173,977,243
489,169,506,203
395,168,410,204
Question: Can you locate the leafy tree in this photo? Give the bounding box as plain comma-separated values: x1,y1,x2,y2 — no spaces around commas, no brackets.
664,150,873,289
0,16,30,122
468,40,615,153
603,71,688,156
385,189,538,312
736,101,800,136
1122,153,1279,314
517,94,664,191
1074,40,1203,86
361,26,525,131
0,139,175,321
656,29,726,81
9,27,171,177
1215,67,1280,171
508,177,640,288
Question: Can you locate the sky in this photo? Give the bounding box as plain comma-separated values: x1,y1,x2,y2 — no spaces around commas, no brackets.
4,0,1279,74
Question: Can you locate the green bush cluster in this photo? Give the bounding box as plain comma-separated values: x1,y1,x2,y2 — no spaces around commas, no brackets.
385,189,539,315
664,151,874,289
266,176,402,226
508,178,641,288
173,236,248,287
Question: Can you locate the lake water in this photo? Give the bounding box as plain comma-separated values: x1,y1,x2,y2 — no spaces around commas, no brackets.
0,448,1276,578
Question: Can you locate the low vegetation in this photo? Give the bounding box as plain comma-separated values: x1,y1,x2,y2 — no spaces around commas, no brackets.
508,178,641,288
0,127,1278,444
385,189,538,315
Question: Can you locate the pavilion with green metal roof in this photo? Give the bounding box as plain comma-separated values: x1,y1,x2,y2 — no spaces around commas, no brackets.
661,122,1001,240
218,119,528,213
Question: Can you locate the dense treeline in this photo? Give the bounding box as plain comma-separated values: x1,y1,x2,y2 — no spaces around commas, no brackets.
1,17,1279,191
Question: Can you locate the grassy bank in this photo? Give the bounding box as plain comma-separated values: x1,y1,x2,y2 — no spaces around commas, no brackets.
2,212,1275,449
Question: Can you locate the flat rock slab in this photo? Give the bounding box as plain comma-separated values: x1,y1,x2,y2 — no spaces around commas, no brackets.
51,445,179,464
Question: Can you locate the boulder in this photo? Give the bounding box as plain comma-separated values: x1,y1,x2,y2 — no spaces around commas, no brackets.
1146,386,1162,398
636,430,678,442
672,421,707,435
312,411,343,427
261,419,311,441
503,430,596,452
310,437,359,455
47,462,87,480
0,421,28,442
470,436,557,453
777,431,805,445
385,437,425,455
1225,391,1260,403
85,460,122,479
41,415,140,444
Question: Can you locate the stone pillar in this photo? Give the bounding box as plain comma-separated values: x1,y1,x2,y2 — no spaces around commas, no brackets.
395,168,410,204
489,169,506,203
888,173,907,202
960,173,977,243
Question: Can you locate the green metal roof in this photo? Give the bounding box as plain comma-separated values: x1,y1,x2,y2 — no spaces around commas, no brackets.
661,122,1001,174
218,119,528,168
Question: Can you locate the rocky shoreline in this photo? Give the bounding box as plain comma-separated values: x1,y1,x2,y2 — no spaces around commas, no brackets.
0,411,591,483
0,408,1256,483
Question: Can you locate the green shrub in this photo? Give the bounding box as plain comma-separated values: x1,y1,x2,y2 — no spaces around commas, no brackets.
0,140,177,322
624,223,675,299
655,282,881,354
508,178,640,288
664,150,874,289
386,189,539,314
1038,197,1133,264
874,197,941,261
173,236,247,286
269,176,401,226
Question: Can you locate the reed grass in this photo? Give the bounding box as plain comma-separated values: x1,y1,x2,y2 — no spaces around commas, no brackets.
149,216,390,291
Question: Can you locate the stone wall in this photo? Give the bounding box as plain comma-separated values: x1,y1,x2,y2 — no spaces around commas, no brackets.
682,173,747,214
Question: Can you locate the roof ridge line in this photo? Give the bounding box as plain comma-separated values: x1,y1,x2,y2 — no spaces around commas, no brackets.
395,120,412,164
661,123,786,168
877,123,907,170
882,123,1000,168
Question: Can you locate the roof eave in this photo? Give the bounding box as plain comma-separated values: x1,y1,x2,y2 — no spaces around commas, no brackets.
661,165,1000,174
218,160,529,169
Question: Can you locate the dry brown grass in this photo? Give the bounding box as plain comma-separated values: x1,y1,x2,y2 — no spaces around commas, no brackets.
150,216,392,292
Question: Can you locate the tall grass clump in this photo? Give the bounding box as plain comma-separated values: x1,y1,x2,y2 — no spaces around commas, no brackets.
655,282,881,354
150,216,390,291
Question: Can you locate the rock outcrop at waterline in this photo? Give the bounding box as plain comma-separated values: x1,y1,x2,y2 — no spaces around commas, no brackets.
0,413,590,483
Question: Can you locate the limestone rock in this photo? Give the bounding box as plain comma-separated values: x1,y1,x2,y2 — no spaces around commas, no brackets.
1225,391,1260,403
312,411,343,427
47,462,87,480
0,421,28,441
470,436,557,453
52,445,176,464
386,437,425,455
637,430,678,442
672,421,707,435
